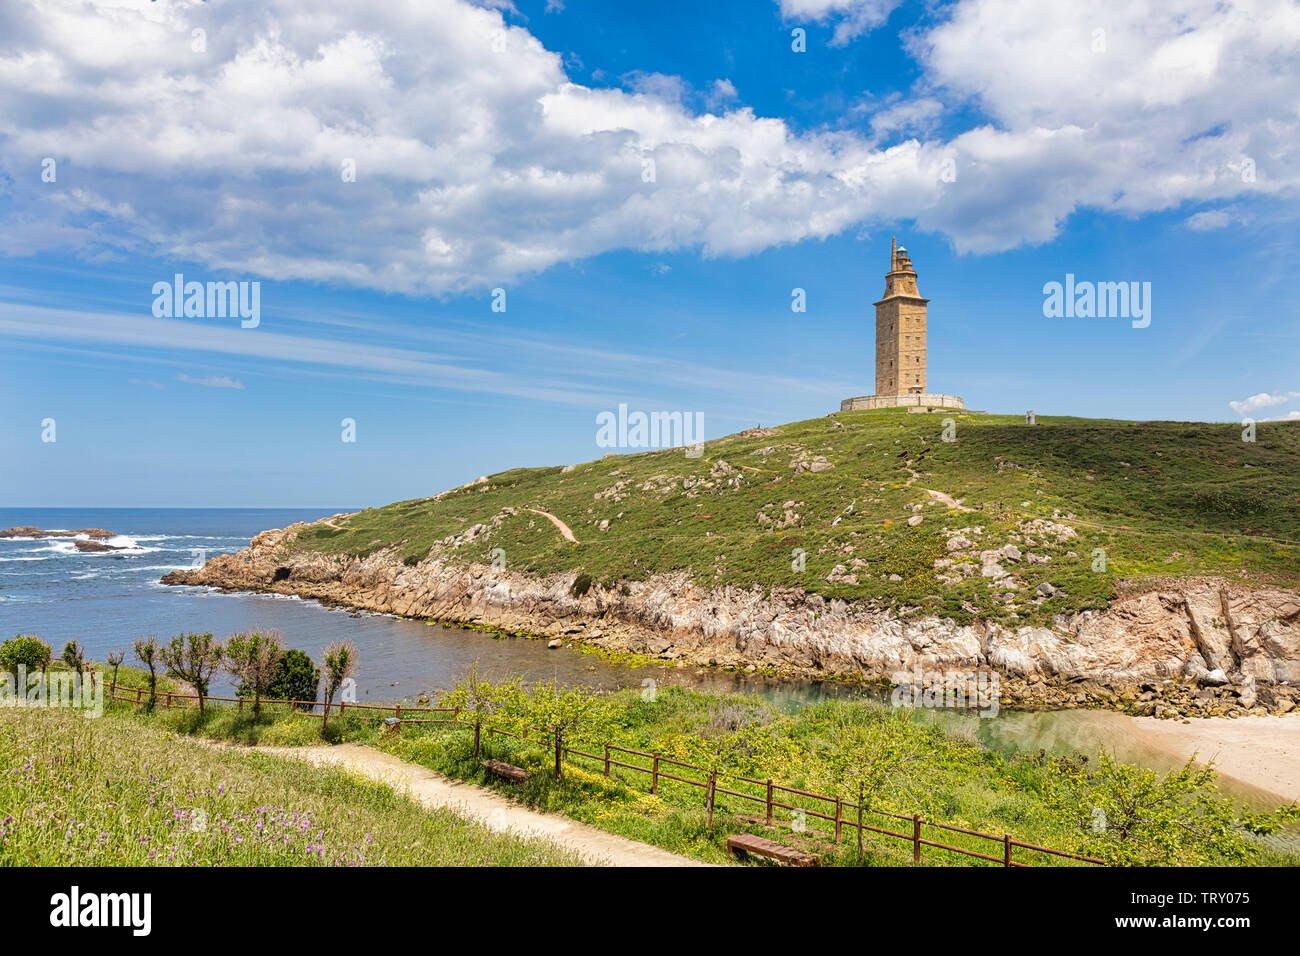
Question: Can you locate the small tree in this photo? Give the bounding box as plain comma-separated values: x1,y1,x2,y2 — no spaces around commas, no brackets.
224,630,283,719
268,648,320,709
820,709,930,861
132,637,161,711
61,640,86,674
442,662,521,759
159,633,224,713
0,635,52,685
512,680,605,782
106,651,125,692
1046,751,1282,866
35,639,52,683
321,641,358,736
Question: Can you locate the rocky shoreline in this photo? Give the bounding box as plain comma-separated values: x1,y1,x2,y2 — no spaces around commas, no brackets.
162,521,1300,720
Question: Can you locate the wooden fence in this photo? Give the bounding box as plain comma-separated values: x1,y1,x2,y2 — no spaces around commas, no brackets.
107,683,1106,868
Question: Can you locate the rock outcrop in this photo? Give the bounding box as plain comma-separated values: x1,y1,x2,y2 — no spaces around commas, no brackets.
162,521,1300,717
72,540,126,553
0,526,116,540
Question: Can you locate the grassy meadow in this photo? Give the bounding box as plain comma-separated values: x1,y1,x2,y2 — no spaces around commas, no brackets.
0,699,584,867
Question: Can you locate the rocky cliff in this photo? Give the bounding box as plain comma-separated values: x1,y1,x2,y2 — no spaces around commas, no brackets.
163,520,1300,718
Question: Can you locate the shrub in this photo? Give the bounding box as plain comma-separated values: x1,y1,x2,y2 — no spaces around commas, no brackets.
225,630,283,718
1046,751,1281,866
267,648,320,708
61,640,86,674
0,635,52,677
507,680,605,782
321,641,358,737
132,637,161,712
159,633,224,713
442,662,523,759
569,573,593,598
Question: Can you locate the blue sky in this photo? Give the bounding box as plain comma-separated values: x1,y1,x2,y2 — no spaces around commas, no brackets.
1,0,1297,507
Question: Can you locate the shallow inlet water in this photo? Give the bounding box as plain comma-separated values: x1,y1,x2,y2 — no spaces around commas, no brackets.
1,508,1292,819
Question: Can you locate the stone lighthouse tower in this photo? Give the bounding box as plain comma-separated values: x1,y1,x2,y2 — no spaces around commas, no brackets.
875,237,927,396
840,239,966,412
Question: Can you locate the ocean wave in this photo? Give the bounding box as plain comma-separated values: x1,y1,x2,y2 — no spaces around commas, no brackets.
99,564,194,574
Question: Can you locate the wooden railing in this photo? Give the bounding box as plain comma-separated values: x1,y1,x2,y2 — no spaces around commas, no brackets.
106,684,1106,867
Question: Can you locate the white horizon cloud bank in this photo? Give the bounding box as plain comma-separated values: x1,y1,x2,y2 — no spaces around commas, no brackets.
1228,391,1300,416
0,0,1297,295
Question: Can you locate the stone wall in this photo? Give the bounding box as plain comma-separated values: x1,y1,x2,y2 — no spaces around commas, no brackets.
840,393,967,411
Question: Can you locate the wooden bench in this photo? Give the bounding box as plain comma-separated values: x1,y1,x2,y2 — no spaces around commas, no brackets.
481,759,530,784
727,833,821,867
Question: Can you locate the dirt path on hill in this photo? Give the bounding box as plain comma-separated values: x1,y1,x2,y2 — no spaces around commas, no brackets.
922,488,974,511
317,512,358,531
251,743,704,866
525,508,579,543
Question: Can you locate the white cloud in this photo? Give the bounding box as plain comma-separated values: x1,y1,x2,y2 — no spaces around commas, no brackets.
176,373,246,390
706,78,739,112
0,300,855,410
1186,209,1232,232
0,0,1296,290
1185,206,1250,232
621,71,691,104
778,1,902,45
1228,391,1300,415
868,97,944,138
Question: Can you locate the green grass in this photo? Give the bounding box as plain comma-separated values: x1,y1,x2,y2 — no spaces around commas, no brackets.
0,707,584,866
99,684,1300,868
289,410,1300,625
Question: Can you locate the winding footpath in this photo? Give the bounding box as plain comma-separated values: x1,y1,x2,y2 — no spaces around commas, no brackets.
525,508,580,543
253,742,705,866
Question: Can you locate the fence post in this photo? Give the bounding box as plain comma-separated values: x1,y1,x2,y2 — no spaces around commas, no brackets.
135,687,142,703
604,744,610,777
165,692,172,707
766,780,774,826
238,697,243,712
835,797,843,843
913,814,922,863
1003,834,1012,867
706,770,717,832
395,704,401,721
340,700,346,717
652,754,660,795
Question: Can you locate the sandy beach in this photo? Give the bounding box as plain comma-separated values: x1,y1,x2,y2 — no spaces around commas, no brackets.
1129,712,1300,805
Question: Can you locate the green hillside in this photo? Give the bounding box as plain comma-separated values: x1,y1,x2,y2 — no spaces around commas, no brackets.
293,409,1300,625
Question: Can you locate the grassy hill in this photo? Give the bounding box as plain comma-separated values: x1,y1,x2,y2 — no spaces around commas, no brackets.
292,409,1300,626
